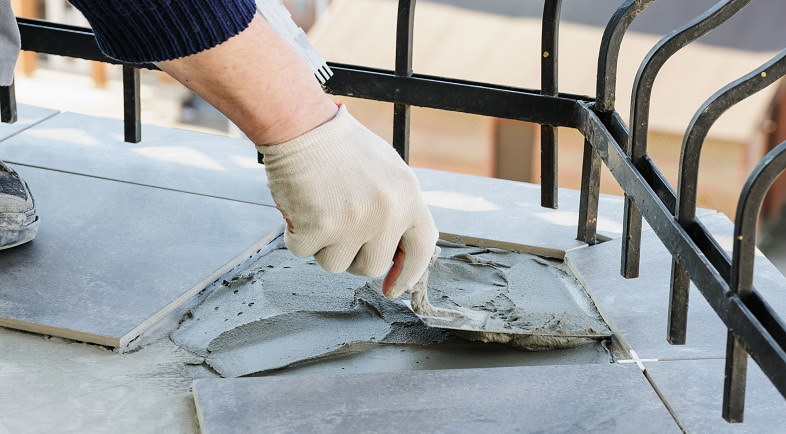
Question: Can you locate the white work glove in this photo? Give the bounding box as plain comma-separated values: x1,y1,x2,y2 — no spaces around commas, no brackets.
256,105,438,298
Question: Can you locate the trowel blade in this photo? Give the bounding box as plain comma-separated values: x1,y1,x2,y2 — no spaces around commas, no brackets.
402,300,611,339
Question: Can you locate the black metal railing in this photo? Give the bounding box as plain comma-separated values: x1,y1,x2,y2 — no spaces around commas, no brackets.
7,0,786,423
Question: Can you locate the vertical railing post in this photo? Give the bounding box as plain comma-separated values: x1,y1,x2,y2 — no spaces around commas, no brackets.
723,140,786,422
0,81,17,123
393,0,416,162
621,0,751,279
670,49,786,345
123,65,141,143
576,136,601,243
540,0,561,209
723,333,748,422
578,0,653,244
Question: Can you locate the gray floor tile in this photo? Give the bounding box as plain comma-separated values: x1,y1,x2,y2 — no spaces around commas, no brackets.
645,359,786,433
193,364,679,434
415,168,716,258
0,105,58,141
0,111,272,204
0,111,620,258
566,213,786,360
687,213,786,309
0,165,282,348
415,167,628,257
0,109,706,259
0,108,722,262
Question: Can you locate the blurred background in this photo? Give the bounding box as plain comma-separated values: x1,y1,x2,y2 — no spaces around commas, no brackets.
9,0,786,271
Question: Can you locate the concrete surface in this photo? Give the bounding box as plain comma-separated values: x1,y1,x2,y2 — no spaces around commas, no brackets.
0,327,200,433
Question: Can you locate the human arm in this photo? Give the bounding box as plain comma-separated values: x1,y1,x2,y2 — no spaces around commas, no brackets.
66,1,438,296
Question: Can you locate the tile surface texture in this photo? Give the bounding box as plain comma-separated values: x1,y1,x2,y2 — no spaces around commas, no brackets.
416,167,625,257
1,106,784,432
566,212,786,360
193,364,679,434
645,359,786,433
0,165,282,347
0,104,58,141
415,168,716,258
0,110,717,258
0,112,271,204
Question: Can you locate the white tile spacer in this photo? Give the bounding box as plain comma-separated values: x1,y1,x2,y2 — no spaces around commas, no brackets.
616,350,658,371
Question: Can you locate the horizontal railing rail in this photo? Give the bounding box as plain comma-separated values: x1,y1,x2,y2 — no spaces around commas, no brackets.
6,0,785,423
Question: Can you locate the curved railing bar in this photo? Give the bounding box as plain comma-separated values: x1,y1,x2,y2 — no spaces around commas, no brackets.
577,0,653,243
677,50,786,227
540,0,562,209
666,49,786,344
628,0,751,168
595,0,655,112
732,141,786,296
723,140,786,422
393,0,416,161
621,0,752,278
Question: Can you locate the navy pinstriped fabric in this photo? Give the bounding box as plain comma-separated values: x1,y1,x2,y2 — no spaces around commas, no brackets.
68,0,257,63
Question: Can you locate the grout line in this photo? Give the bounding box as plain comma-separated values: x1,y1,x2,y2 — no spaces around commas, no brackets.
618,352,689,432
617,353,689,432
657,355,726,362
563,255,634,360
6,161,277,208
121,232,284,351
0,109,61,143
642,368,690,433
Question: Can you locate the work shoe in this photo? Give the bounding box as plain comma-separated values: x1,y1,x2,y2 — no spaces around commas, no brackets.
0,161,39,250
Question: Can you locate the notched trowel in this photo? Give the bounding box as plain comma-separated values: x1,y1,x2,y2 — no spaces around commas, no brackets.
256,0,333,84
403,246,613,351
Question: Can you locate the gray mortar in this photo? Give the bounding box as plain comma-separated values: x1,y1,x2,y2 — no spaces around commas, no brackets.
413,242,611,350
172,242,612,377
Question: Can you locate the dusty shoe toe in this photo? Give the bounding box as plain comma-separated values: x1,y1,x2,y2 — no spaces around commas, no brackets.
0,161,39,250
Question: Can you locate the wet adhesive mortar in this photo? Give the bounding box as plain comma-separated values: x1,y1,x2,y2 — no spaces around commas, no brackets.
171,241,612,377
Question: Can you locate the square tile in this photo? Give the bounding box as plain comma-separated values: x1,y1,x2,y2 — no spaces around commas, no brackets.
0,104,58,141
566,212,786,360
415,167,716,258
0,111,271,205
0,109,718,260
416,168,622,257
0,165,282,348
645,359,786,432
193,363,678,433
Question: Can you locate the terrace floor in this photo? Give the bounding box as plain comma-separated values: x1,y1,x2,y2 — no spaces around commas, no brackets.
1,105,785,433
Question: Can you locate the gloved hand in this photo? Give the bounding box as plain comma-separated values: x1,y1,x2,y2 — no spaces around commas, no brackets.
256,105,438,298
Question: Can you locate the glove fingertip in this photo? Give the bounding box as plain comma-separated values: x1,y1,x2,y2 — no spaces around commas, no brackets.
382,245,405,298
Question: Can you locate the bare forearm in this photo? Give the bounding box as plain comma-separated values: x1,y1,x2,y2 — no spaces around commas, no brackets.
156,15,337,145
